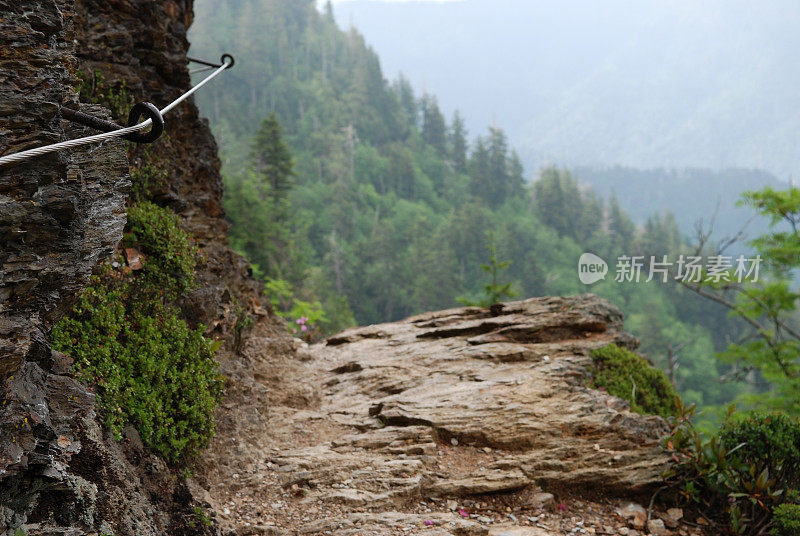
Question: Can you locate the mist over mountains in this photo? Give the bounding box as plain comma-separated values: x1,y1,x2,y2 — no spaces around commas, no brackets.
331,0,800,182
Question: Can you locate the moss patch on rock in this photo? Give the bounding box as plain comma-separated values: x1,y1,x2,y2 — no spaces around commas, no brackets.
53,201,223,464
590,344,680,419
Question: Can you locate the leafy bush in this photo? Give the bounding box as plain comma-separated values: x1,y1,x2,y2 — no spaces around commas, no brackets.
772,503,800,536
721,412,800,491
125,201,198,297
590,344,680,418
53,202,223,463
663,406,800,535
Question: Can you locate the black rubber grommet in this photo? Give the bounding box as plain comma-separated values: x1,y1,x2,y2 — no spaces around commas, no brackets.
124,102,164,143
221,54,235,69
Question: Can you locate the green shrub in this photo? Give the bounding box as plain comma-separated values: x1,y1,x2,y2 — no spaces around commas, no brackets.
125,201,198,299
52,202,222,463
189,506,213,528
663,406,800,535
772,503,800,536
590,344,680,418
264,277,328,342
721,412,800,492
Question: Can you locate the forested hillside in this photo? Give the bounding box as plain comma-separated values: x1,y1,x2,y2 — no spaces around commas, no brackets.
188,0,748,412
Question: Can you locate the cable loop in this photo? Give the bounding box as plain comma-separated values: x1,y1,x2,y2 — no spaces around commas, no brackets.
124,102,164,143
0,53,235,167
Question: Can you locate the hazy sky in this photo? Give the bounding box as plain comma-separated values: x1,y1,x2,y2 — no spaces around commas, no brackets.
329,0,800,179
325,0,462,3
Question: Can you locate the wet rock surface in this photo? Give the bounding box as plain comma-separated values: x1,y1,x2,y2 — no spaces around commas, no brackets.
0,0,130,374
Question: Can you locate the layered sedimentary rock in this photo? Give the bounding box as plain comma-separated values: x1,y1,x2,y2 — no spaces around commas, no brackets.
196,295,676,536
301,295,667,498
0,1,130,377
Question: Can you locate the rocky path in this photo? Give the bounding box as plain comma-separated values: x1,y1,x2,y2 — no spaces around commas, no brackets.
194,295,708,536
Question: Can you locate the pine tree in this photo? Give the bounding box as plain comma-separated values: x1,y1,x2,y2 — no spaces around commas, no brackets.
533,166,573,238
639,212,682,256
421,94,446,155
607,193,636,252
230,113,301,282
457,231,516,308
507,149,525,195
577,188,604,242
386,143,416,198
449,111,468,174
487,127,509,205
394,74,418,130
468,137,491,201
251,113,294,202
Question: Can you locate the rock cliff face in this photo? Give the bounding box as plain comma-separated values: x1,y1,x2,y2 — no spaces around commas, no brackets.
69,0,268,344
0,1,131,531
0,1,282,534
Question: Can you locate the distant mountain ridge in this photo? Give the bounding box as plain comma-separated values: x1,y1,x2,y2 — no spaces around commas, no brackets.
572,166,788,241
331,0,800,180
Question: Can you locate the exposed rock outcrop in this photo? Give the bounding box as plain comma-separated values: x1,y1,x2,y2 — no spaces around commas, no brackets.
0,1,131,531
195,295,682,536
0,1,283,534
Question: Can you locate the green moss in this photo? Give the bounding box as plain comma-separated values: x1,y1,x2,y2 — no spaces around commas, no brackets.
53,202,222,463
590,344,680,418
